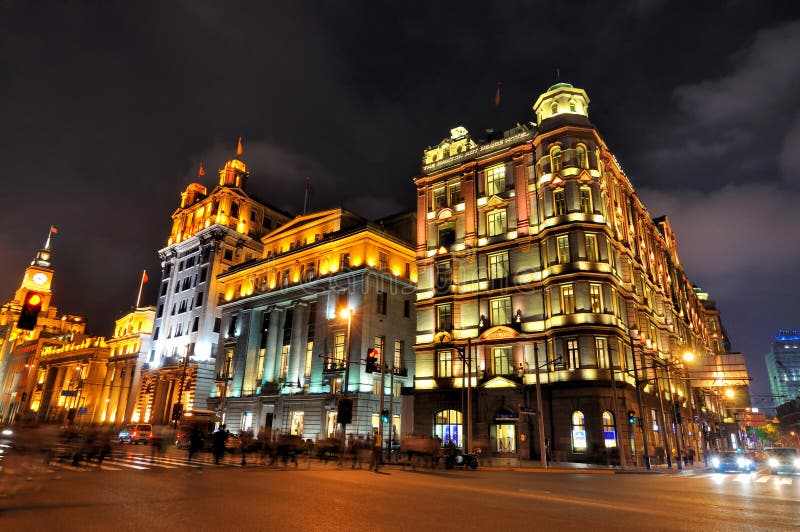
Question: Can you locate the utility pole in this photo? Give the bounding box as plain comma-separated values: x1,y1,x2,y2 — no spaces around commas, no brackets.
629,329,651,469
533,343,547,468
376,347,386,472
663,362,683,470
609,360,627,468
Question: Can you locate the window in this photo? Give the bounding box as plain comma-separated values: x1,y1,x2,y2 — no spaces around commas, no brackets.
437,350,453,378
449,182,462,205
566,338,579,369
160,282,168,296
279,346,290,379
569,99,576,112
551,102,558,114
200,267,207,283
486,165,506,196
224,249,233,261
434,409,462,448
378,252,388,271
602,411,616,448
492,346,512,375
230,202,240,219
227,314,238,337
434,261,452,295
589,283,603,313
376,292,387,315
571,411,587,452
487,209,507,236
585,233,598,262
553,188,566,215
438,222,456,248
290,411,304,436
393,340,403,370
490,297,512,325
256,347,265,382
339,253,350,270
551,147,562,172
305,341,313,377
157,305,163,318
192,317,199,332
196,292,203,306
596,337,608,368
577,146,588,170
488,252,509,281
249,210,256,222
374,336,385,366
403,300,411,318
153,327,159,341
560,285,575,314
436,304,452,332
433,187,447,210
242,412,253,432
580,185,593,213
213,317,221,333
333,332,345,364
557,235,570,264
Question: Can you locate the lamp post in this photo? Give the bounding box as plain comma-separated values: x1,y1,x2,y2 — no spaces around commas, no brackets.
659,359,683,470
608,349,627,469
339,307,353,445
532,343,548,468
628,328,651,470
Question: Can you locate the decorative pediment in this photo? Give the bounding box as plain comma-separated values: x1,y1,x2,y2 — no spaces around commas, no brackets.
478,195,510,212
551,174,565,186
435,208,455,222
479,325,519,340
482,376,519,389
577,169,593,182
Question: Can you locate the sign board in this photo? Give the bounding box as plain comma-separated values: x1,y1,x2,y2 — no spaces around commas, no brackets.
61,390,78,397
520,406,537,414
78,407,88,415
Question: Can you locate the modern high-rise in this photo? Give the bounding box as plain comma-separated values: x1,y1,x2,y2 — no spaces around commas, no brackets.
766,330,800,407
412,82,742,464
134,144,291,424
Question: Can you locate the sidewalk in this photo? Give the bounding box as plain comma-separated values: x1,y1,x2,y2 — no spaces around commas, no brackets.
479,457,710,475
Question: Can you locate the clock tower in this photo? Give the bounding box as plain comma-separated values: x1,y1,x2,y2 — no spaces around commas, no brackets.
13,230,55,312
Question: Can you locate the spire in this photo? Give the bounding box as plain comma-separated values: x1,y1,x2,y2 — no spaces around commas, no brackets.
198,162,205,177
32,226,55,268
236,137,243,157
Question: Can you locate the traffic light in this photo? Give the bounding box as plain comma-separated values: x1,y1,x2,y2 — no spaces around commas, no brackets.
171,402,183,421
365,348,378,373
381,409,389,424
17,291,44,330
627,410,638,424
338,397,353,425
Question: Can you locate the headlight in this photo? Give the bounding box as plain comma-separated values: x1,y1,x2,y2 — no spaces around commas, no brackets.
794,458,800,468
768,458,779,467
711,457,720,467
736,457,748,467
1,429,12,436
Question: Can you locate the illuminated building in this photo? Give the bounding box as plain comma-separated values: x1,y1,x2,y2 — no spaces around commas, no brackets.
139,144,292,424
33,307,155,425
766,330,800,408
412,82,745,464
210,208,416,441
0,232,86,423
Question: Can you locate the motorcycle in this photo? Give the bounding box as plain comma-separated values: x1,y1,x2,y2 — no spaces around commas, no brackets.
444,451,479,470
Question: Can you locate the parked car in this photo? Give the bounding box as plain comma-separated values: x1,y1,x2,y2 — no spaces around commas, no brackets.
766,448,800,475
710,450,756,473
121,423,153,445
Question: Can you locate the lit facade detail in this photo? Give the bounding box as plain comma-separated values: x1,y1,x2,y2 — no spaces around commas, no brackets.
210,208,417,441
766,329,800,408
413,82,751,462
142,147,292,425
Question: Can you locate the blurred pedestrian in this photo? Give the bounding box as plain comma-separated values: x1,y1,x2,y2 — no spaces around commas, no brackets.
211,425,228,465
188,425,203,462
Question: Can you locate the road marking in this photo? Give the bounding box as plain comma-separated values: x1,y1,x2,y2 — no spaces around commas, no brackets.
756,476,769,483
780,478,792,485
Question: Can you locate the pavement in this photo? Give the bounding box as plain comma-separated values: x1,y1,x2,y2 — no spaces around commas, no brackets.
477,457,710,475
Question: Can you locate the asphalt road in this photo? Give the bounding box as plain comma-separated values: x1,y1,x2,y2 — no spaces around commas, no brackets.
2,455,799,531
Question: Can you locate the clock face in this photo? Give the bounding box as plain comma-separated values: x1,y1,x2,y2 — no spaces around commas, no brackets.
32,272,48,286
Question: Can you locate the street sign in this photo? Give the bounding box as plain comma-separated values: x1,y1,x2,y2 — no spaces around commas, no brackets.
520,406,537,414
61,390,78,397
78,407,88,415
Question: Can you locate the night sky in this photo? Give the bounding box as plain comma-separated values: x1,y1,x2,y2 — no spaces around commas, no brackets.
2,2,799,403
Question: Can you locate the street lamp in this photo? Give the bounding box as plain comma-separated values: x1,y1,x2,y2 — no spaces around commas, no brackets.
339,307,353,444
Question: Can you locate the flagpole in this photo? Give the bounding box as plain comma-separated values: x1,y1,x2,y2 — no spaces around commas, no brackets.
135,269,146,309
303,178,310,215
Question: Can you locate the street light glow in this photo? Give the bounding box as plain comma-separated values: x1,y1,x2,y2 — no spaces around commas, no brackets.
338,307,353,320
683,352,694,362
725,388,735,398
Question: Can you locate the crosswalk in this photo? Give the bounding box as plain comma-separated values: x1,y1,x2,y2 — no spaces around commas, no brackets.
46,451,253,472
680,472,799,487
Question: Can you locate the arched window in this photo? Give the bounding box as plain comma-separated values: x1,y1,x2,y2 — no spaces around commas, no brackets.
569,99,576,112
576,144,588,169
551,102,558,114
602,411,616,448
551,146,563,172
553,187,566,216
434,409,463,448
571,410,587,452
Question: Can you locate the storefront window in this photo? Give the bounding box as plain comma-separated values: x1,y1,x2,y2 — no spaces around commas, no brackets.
491,423,516,453
602,411,616,448
571,410,587,452
434,409,462,448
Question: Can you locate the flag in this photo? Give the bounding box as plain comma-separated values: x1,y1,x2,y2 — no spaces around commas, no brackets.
306,177,313,194
198,162,205,177
142,270,149,284
494,81,502,108
50,225,58,235
236,137,243,156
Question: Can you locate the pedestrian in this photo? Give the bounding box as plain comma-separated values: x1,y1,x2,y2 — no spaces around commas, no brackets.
211,425,228,465
687,448,696,466
370,436,381,472
188,425,203,463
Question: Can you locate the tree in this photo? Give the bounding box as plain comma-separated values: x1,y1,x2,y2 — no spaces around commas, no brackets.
754,422,781,446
